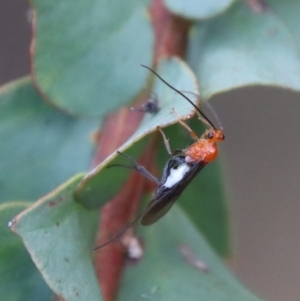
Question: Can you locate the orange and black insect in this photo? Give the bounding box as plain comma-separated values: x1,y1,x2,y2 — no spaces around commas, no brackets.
93,66,224,250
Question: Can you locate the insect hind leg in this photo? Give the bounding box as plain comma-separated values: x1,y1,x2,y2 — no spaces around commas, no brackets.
115,151,160,185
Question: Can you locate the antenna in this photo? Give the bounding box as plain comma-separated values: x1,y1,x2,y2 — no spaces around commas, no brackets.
93,199,156,250
93,211,144,250
141,65,217,130
180,90,223,130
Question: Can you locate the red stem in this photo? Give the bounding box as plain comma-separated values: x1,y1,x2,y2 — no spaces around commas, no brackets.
93,1,192,300
150,0,191,65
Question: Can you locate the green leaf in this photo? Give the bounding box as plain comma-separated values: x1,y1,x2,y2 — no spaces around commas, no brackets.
266,0,300,48
156,121,229,257
10,174,101,301
181,158,229,256
76,57,200,208
164,0,235,19
187,1,300,99
0,77,98,203
31,0,153,116
0,202,52,301
117,205,263,301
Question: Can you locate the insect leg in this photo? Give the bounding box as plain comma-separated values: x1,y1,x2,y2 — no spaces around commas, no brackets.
116,151,160,185
157,126,173,155
157,126,183,156
172,108,199,141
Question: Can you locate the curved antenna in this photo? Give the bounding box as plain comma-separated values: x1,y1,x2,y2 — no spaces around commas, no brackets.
93,211,144,250
141,65,217,130
93,201,154,250
180,90,223,130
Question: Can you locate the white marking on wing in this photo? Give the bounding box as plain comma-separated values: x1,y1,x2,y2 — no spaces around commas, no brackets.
164,163,190,188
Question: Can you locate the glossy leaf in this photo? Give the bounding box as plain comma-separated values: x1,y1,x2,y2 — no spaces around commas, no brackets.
10,174,102,301
181,159,229,256
31,0,153,116
117,205,263,301
0,202,52,301
165,0,235,19
266,0,300,48
76,57,200,208
187,1,300,100
0,77,98,203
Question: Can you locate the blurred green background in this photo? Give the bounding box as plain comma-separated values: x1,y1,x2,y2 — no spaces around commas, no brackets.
1,2,299,301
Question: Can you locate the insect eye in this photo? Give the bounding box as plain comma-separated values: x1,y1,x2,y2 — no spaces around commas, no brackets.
207,132,214,139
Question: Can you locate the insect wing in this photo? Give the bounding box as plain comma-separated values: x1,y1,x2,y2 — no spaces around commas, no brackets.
141,159,206,226
140,196,177,226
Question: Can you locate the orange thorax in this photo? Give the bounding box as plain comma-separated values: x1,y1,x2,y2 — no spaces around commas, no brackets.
183,139,218,163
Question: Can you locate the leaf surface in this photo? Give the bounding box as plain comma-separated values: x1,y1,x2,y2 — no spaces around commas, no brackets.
0,202,52,301
31,0,153,116
0,78,98,203
10,174,102,301
165,0,235,19
187,1,300,99
117,205,263,301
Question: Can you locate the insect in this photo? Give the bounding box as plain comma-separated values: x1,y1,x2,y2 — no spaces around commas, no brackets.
93,66,224,250
129,92,160,114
